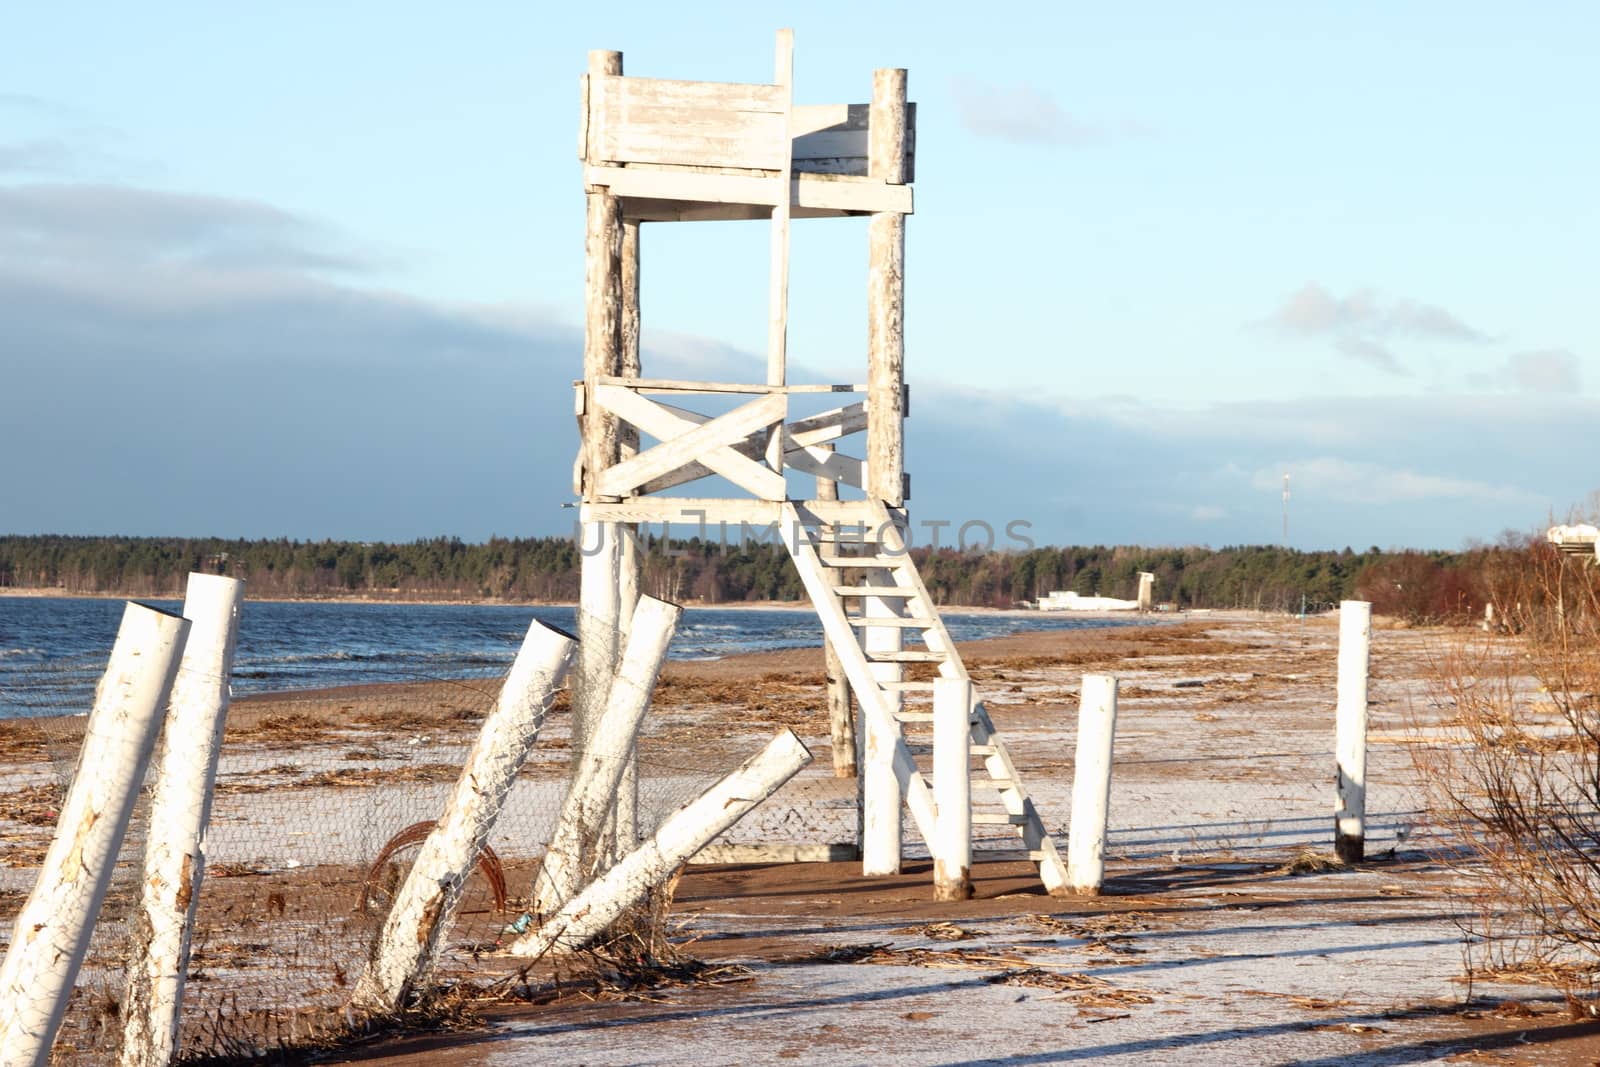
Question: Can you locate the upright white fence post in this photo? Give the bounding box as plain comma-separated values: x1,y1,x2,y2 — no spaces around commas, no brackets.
1335,600,1372,863
861,591,904,876
351,619,576,1014
533,596,681,916
120,575,244,1067
1067,674,1118,895
933,678,973,901
509,729,812,958
0,603,189,1067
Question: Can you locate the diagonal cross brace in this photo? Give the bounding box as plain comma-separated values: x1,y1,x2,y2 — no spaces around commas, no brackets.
601,387,866,496
595,387,787,499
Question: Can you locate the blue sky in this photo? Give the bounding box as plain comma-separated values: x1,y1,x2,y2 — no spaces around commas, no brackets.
2,3,1595,549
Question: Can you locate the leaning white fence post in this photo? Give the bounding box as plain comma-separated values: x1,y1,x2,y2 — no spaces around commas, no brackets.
350,619,576,1015
1335,599,1371,863
0,603,189,1067
533,595,681,917
933,678,973,901
120,575,244,1067
1067,674,1118,895
509,729,812,958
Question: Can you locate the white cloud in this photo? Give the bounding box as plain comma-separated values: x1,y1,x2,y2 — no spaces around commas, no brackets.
1,176,1588,550
1269,282,1485,342
1263,282,1488,376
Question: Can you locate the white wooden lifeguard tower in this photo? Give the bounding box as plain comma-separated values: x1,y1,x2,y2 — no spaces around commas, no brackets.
571,31,1071,898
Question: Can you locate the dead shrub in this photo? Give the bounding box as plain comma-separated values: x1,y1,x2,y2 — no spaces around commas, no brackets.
1413,542,1600,1011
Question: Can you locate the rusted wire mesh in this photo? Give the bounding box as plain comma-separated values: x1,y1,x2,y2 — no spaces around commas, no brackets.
0,631,835,1062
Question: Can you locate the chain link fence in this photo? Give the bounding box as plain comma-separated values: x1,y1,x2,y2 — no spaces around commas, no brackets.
0,631,798,1062
1,605,1433,1062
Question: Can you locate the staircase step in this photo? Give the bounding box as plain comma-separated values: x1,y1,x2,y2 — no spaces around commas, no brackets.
971,812,1030,825
866,650,947,663
847,616,936,628
818,554,905,568
780,499,1070,897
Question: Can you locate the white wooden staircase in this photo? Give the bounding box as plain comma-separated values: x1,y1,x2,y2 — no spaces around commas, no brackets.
783,501,1070,894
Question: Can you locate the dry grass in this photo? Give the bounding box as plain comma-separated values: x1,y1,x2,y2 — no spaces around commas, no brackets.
983,968,1157,1009
1276,849,1346,876
1412,546,1600,1010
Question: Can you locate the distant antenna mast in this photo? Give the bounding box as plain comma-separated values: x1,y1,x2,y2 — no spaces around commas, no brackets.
1281,473,1290,548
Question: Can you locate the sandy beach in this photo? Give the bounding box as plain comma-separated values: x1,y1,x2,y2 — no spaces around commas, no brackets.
3,611,1598,1064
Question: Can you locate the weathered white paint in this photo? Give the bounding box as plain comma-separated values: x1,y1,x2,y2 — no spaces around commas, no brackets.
866,67,907,507
695,843,857,864
582,497,885,528
816,449,857,779
575,519,621,757
766,27,794,400
594,387,787,499
0,603,189,1067
509,730,812,958
781,504,937,848
615,215,643,859
588,74,789,171
576,51,626,872
1335,600,1371,863
534,596,682,917
614,526,641,854
350,620,575,1015
861,585,905,875
1067,674,1119,895
933,678,973,901
120,575,244,1067
581,54,624,505
592,377,867,395
589,166,914,217
791,101,917,178
620,393,865,496
1137,572,1155,612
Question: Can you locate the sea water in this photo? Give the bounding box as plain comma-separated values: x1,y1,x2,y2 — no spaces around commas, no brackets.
0,596,1138,718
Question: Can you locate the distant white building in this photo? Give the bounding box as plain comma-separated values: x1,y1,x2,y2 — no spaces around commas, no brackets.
1548,524,1600,558
1037,572,1155,613
1037,591,1139,612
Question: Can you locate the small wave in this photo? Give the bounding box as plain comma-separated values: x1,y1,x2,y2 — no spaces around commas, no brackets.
0,648,45,659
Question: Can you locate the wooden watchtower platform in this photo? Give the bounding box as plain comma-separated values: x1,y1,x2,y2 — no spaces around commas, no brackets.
572,32,1071,898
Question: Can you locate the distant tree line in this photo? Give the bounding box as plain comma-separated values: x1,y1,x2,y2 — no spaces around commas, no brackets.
0,531,1546,620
